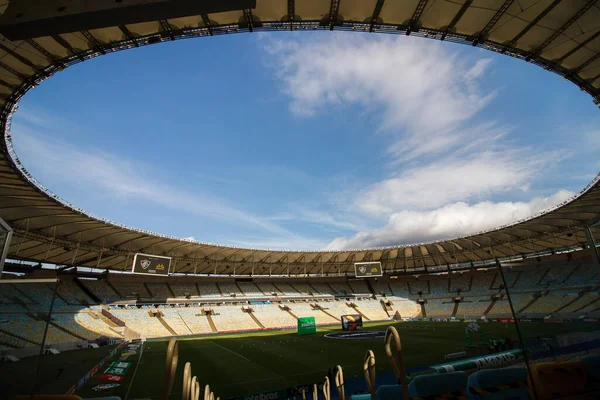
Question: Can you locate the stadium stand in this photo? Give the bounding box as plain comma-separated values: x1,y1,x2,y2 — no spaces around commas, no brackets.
217,282,242,297
251,304,296,328
170,282,200,298
237,282,262,296
146,282,173,299
112,281,151,299
456,297,491,318
255,281,281,295
372,281,393,296
425,300,455,318
197,283,220,297
79,279,121,303
112,308,171,338
352,300,389,320
211,306,259,331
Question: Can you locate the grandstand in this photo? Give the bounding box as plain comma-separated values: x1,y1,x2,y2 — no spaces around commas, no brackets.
0,0,599,398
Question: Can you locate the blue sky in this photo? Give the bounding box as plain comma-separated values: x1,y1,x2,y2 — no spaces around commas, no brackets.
10,32,600,250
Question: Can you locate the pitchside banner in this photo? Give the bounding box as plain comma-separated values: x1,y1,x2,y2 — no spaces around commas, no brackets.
131,253,171,276
354,262,382,277
297,317,316,336
341,314,363,331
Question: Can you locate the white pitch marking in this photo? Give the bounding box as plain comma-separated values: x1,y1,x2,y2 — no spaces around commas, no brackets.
210,340,252,362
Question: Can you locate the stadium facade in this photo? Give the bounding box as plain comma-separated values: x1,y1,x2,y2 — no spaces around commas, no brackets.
0,1,598,276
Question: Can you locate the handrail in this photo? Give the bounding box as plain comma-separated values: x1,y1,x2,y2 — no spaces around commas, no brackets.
363,350,376,400
323,376,331,400
163,338,179,400
335,365,345,400
384,326,410,400
183,362,192,400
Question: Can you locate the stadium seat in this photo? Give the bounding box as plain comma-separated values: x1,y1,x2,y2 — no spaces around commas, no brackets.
528,360,586,399
583,354,600,391
467,366,529,400
408,371,467,399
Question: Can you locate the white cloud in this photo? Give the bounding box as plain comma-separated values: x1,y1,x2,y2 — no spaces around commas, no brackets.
357,148,560,216
325,190,575,250
12,124,320,248
262,33,496,161
263,33,572,250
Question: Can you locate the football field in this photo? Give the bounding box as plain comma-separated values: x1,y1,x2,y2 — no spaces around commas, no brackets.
74,320,598,399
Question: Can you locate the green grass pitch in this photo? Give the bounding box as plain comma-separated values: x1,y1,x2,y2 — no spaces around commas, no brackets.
73,321,597,399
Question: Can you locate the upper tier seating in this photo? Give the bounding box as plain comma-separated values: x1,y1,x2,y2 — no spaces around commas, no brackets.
197,283,220,297
372,281,393,296
273,282,302,296
310,283,335,295
170,283,199,298
468,273,495,294
389,281,411,298
407,280,429,295
347,280,370,294
564,264,599,286
429,280,448,297
237,282,262,296
81,280,121,303
112,281,151,299
449,274,471,292
218,282,241,296
146,282,172,298
290,282,315,295
328,282,353,295
255,282,281,295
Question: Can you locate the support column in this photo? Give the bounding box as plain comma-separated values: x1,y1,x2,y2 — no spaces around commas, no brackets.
0,217,13,277
585,227,600,269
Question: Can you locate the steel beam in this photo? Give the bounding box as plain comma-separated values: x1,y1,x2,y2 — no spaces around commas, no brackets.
0,0,256,40
441,0,472,40
369,0,385,32
503,0,562,51
556,29,600,63
405,0,428,36
472,0,514,46
528,0,596,60
159,20,175,40
81,30,106,54
0,42,40,70
51,35,85,61
119,25,139,47
328,0,341,31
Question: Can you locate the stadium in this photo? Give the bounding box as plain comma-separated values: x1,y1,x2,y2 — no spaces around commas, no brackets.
0,0,599,399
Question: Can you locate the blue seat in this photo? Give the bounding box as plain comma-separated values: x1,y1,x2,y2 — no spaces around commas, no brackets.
467,366,529,400
583,354,600,390
376,384,405,400
350,385,405,400
408,371,467,399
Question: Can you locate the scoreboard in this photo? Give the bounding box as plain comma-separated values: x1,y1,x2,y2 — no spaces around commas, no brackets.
354,262,382,277
131,253,171,276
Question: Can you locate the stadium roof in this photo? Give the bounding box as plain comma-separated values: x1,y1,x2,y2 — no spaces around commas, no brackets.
0,0,599,275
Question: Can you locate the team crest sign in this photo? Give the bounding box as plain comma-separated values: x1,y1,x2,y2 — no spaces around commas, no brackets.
131,253,171,276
